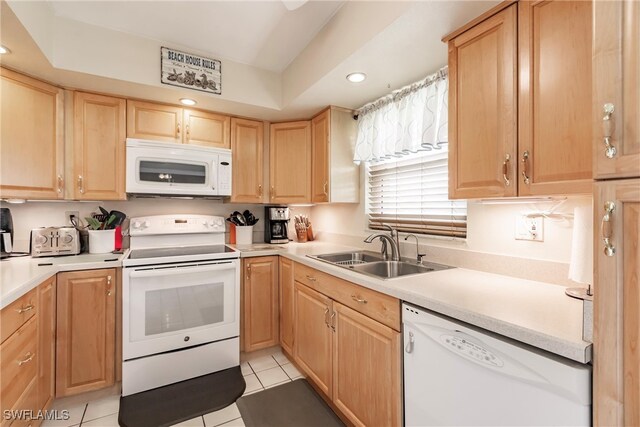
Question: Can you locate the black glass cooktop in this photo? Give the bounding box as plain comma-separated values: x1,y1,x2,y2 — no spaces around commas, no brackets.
129,245,236,260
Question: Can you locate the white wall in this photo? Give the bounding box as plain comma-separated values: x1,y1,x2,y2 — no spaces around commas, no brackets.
3,199,311,253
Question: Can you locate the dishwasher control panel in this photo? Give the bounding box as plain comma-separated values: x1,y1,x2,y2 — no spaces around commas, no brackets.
441,334,504,367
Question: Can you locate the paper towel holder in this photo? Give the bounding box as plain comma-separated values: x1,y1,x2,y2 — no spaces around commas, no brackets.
565,285,593,301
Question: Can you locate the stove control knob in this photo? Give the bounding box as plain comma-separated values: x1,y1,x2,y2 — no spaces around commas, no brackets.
143,221,151,228
208,220,216,227
215,218,224,226
132,221,141,229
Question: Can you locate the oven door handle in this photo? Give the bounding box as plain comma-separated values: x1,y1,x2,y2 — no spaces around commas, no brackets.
129,262,236,278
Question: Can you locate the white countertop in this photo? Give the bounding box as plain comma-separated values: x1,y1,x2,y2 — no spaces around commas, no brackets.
0,242,591,363
234,241,592,364
0,251,128,309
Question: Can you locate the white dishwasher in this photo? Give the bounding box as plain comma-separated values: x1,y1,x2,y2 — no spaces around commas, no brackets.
403,303,591,426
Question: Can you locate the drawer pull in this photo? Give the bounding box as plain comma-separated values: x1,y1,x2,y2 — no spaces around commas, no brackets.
306,275,317,282
602,201,616,257
17,352,35,366
602,103,617,159
351,295,368,304
17,304,35,314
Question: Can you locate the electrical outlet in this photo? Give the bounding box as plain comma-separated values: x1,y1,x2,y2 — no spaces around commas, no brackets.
65,211,79,226
515,215,544,242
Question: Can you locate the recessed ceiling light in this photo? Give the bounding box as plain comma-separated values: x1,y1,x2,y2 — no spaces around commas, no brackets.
0,45,11,55
180,98,197,106
346,72,366,83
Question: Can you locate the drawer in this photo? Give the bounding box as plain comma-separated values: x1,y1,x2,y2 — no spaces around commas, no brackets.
2,376,38,427
294,263,400,331
1,288,38,344
1,317,38,415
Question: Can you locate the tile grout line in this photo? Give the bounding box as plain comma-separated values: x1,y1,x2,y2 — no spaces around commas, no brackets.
77,403,88,427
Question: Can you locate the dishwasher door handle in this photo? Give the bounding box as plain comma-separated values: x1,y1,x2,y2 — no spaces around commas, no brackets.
405,331,415,353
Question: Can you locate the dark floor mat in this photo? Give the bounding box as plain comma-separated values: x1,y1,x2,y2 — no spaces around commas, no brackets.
119,366,245,427
236,379,344,427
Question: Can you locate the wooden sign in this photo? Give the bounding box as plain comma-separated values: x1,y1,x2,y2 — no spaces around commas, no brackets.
161,47,221,95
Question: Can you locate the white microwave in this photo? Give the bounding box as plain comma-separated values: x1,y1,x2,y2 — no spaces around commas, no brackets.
126,139,231,197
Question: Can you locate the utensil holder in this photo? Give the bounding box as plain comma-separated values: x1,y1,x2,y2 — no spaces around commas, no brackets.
236,226,253,245
296,227,308,243
88,229,115,254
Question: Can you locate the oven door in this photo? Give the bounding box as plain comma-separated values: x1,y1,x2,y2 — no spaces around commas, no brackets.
123,259,239,360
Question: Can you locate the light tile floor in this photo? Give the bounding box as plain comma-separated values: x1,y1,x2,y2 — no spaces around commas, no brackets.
42,347,303,427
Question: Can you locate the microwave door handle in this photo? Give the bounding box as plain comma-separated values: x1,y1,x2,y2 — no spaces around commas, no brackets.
211,158,218,192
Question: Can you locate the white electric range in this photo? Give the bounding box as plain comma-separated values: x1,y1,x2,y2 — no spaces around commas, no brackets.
121,214,240,396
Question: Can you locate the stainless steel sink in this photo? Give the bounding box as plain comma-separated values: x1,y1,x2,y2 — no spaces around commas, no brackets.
351,261,442,279
308,251,452,279
310,251,383,266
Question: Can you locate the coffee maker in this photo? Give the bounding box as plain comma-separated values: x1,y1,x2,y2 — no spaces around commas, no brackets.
264,206,290,244
1,208,14,259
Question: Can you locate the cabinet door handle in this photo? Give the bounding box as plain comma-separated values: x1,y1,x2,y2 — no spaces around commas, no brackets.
323,181,328,196
324,307,330,328
77,175,84,194
270,186,275,200
57,175,64,193
258,185,263,197
186,123,190,140
17,304,35,314
351,294,367,304
502,154,511,186
106,275,112,296
305,275,317,282
602,103,617,159
521,151,531,185
602,201,616,257
330,310,336,331
177,122,181,137
17,352,35,366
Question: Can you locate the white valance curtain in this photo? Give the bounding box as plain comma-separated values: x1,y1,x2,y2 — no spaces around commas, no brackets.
353,67,448,164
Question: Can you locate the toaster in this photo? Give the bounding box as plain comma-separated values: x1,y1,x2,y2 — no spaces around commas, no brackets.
30,227,81,257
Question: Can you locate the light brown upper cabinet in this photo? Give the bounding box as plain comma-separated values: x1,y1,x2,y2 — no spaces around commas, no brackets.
73,92,126,200
0,68,64,200
311,107,359,204
446,1,593,199
270,121,311,204
518,0,592,195
56,269,116,397
593,0,640,179
242,256,279,353
127,100,183,142
231,118,264,203
127,100,231,148
594,179,640,426
448,4,518,199
183,109,230,149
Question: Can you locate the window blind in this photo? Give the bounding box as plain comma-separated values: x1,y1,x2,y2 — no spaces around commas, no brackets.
367,146,467,238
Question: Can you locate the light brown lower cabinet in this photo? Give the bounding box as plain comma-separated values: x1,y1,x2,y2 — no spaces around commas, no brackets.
242,257,279,352
594,178,640,426
293,275,402,427
294,281,333,397
0,277,56,427
279,257,295,356
56,269,116,397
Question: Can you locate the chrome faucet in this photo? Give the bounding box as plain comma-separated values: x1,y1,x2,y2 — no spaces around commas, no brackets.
364,231,400,262
381,224,400,251
404,234,426,263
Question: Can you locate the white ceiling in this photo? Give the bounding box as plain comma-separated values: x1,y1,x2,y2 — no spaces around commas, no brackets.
47,0,344,72
3,0,500,120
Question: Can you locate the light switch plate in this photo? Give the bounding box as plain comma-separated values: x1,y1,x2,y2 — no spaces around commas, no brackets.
515,215,544,242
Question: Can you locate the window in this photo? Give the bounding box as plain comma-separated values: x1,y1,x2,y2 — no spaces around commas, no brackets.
367,146,467,238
